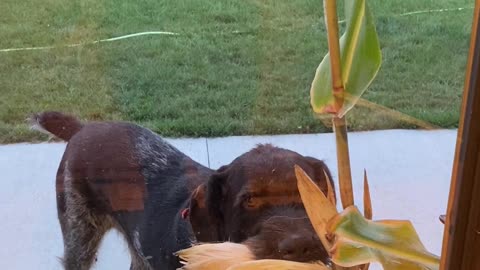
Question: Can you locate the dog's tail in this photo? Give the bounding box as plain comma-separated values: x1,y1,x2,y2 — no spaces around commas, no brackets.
29,111,84,141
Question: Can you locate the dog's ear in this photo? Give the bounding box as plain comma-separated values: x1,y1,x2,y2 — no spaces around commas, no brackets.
206,165,230,239
305,157,336,205
188,183,219,241
188,165,229,241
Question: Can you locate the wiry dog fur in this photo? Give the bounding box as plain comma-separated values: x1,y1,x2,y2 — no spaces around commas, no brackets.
31,111,336,270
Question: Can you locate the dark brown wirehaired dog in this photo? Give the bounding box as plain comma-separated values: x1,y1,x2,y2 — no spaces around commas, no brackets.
31,111,336,270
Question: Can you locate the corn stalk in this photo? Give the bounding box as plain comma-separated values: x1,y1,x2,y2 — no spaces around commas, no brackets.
317,0,382,268
323,1,354,268
313,0,382,212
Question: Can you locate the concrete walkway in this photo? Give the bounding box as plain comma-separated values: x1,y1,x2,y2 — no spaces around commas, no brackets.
0,129,457,269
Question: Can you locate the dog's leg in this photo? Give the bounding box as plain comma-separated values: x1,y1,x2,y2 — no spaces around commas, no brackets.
115,226,152,270
55,159,114,270
129,260,151,270
111,218,152,270
58,190,111,270
128,248,152,270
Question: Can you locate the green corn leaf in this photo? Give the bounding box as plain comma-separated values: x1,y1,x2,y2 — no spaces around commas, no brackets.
310,0,382,117
327,206,440,270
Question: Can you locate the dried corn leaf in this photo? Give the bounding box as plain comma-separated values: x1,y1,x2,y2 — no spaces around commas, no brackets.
363,170,372,220
295,165,338,250
324,170,337,206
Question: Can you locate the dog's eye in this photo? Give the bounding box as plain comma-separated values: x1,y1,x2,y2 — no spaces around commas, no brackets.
244,195,256,208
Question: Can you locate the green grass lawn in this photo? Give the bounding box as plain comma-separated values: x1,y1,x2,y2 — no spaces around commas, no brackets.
0,0,472,143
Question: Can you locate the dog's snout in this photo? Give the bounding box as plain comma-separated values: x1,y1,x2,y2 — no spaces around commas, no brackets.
278,233,322,261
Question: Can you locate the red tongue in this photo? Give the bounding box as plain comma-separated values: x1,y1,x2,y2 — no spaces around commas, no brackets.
181,208,190,219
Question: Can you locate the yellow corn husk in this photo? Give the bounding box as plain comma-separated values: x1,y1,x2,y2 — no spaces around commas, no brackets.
227,259,330,270
176,242,254,270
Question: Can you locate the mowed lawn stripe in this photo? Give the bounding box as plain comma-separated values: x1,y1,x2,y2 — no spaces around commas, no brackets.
0,0,472,143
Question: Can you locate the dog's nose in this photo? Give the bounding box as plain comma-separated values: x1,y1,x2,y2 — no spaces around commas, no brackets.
278,233,321,261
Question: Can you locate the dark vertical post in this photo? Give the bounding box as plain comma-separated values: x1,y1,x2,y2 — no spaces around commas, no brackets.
441,0,480,269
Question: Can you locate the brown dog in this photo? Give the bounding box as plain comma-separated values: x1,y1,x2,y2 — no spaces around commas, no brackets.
31,111,335,270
